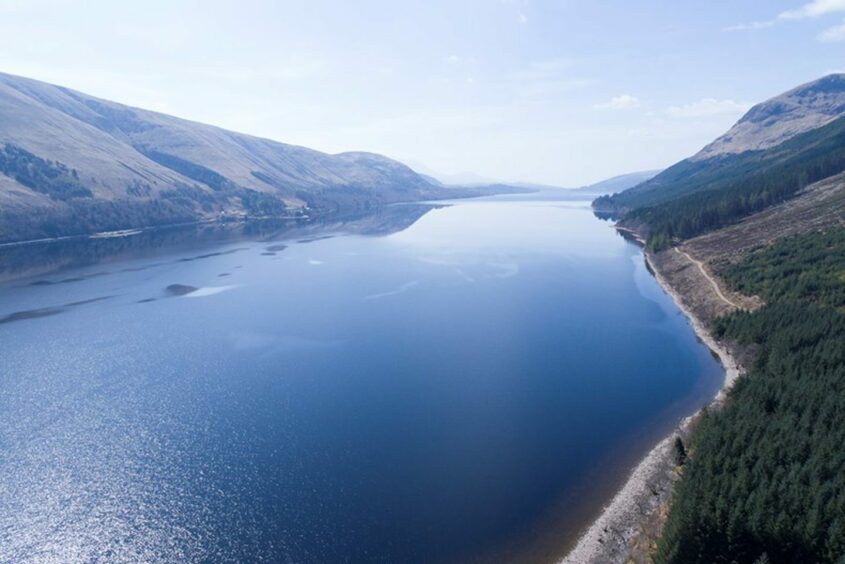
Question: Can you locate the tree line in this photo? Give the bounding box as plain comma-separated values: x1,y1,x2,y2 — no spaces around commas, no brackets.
655,230,845,563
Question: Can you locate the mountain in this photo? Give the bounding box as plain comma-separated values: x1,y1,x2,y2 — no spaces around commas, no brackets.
595,74,845,248
573,169,662,195
694,74,845,161
0,72,508,244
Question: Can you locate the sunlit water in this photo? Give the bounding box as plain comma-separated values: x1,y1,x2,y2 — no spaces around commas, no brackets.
0,196,722,563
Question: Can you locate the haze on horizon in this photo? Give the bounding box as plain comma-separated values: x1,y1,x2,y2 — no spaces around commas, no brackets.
1,0,844,186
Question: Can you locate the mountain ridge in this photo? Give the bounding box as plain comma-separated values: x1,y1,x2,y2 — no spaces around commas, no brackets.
693,73,845,161
0,72,515,244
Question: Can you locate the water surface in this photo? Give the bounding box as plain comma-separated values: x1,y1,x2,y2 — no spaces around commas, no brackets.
0,196,722,562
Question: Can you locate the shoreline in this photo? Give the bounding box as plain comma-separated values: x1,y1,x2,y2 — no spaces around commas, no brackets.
559,238,743,563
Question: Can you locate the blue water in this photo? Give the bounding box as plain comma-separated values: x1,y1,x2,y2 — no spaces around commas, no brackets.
0,197,722,563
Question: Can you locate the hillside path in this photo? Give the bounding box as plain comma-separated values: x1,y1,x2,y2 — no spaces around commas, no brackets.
675,247,741,309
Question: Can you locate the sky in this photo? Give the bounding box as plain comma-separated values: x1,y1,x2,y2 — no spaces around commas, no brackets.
0,1,844,186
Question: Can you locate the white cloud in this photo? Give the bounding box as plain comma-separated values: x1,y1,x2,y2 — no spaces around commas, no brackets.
666,98,751,119
725,0,845,32
818,19,845,40
779,0,845,19
723,20,776,32
593,94,640,110
518,12,528,24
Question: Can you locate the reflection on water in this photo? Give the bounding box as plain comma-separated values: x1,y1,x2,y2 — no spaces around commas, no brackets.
0,203,439,283
0,204,437,325
0,196,722,563
592,209,619,222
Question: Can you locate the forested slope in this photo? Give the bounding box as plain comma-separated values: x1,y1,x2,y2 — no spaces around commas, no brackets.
595,74,845,563
594,74,845,250
595,115,845,249
655,231,845,563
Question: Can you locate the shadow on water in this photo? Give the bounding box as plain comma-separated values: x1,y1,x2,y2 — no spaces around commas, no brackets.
164,284,199,297
0,295,114,325
0,203,441,284
176,248,249,262
297,235,335,244
617,228,645,247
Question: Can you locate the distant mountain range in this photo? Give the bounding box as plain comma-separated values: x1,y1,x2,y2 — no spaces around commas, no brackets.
412,164,660,196
404,163,496,186
595,74,845,248
572,169,662,195
0,72,525,244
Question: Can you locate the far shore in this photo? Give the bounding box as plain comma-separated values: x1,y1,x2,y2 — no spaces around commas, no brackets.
559,227,743,564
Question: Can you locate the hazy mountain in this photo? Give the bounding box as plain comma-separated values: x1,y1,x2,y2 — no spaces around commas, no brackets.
573,169,662,195
405,161,497,186
0,72,510,244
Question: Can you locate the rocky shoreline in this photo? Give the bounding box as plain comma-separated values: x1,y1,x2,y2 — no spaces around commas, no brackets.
559,235,744,564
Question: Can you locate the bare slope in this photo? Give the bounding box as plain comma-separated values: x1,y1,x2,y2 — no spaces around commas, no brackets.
694,74,845,161
646,172,845,323
0,72,470,243
683,170,845,262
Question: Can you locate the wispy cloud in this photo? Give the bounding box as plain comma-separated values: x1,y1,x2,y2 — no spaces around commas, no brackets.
507,59,572,82
499,0,528,25
504,59,591,98
666,98,751,119
723,20,776,32
593,94,640,110
500,0,529,24
626,128,651,138
780,0,845,19
444,54,476,65
818,19,845,40
724,0,845,32
198,57,326,83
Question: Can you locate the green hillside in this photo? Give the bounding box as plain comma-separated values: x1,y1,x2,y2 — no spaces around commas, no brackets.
655,230,845,563
595,115,845,249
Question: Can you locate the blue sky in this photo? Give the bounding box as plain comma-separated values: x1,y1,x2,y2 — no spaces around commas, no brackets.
1,0,844,185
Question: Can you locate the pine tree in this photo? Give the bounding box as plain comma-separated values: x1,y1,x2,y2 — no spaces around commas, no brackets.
673,436,687,466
